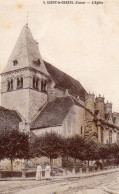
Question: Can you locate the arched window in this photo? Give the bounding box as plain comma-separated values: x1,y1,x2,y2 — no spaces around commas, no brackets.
81,126,83,135
7,79,13,91
41,79,47,92
101,128,103,144
117,132,119,144
33,77,39,89
109,130,112,144
17,77,23,89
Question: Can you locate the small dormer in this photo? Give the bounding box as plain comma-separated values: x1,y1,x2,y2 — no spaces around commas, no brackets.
13,60,18,66
95,94,105,120
105,113,113,124
33,59,40,66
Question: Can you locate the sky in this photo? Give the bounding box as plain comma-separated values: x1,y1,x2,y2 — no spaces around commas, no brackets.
0,0,119,112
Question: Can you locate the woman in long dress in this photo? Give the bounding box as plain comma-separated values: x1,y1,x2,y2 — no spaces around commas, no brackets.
36,164,42,180
45,164,51,178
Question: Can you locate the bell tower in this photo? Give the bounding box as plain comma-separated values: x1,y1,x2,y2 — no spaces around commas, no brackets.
1,24,49,123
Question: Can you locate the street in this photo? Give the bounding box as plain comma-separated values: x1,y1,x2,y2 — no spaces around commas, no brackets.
0,171,119,194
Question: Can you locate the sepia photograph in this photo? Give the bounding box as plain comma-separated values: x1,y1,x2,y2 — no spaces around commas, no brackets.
0,0,119,193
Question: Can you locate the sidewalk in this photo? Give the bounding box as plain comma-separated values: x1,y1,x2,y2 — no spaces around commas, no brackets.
15,168,119,194
104,188,119,194
0,167,119,181
0,168,119,194
55,167,119,180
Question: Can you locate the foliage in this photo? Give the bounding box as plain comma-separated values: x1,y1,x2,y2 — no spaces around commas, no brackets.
98,144,110,160
32,132,119,167
108,143,119,159
0,129,30,171
33,132,65,160
0,140,4,160
83,137,98,162
66,135,85,161
1,128,119,170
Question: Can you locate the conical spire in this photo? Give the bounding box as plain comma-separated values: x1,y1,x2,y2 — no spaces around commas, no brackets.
3,25,49,75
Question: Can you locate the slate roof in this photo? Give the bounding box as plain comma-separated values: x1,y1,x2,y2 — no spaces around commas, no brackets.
44,61,87,100
0,106,22,131
30,96,74,130
2,24,87,99
2,25,48,75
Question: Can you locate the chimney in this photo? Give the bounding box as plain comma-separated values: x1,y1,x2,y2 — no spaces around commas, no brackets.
105,101,112,114
95,94,105,119
85,93,95,114
47,81,56,102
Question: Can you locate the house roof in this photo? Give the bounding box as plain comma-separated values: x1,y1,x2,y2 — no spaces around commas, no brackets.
44,61,87,100
0,106,22,131
30,95,96,130
30,96,74,130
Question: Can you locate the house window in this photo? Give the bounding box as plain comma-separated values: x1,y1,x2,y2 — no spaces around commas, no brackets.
81,126,83,135
41,79,47,92
109,130,112,144
17,77,23,89
33,77,39,89
117,132,119,144
13,60,18,66
7,79,13,91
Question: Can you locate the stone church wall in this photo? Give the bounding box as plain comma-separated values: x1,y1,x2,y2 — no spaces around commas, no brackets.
1,89,30,121
32,105,85,138
62,105,85,137
32,125,62,136
29,89,47,121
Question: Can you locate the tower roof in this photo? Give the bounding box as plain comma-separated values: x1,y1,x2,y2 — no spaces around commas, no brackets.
3,25,49,75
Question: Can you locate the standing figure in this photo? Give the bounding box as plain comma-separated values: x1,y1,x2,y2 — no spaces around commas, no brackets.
36,164,42,180
45,164,51,178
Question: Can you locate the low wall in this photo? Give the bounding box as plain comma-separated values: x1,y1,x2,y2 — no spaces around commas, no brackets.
0,171,37,178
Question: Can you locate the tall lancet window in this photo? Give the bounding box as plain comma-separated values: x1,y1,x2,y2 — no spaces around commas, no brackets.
41,79,47,92
17,77,23,89
117,132,119,144
7,79,13,91
109,130,112,144
101,128,104,144
81,126,83,135
33,77,39,89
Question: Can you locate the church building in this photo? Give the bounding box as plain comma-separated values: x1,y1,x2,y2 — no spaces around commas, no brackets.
0,24,119,144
